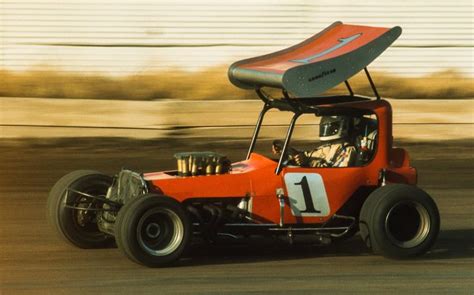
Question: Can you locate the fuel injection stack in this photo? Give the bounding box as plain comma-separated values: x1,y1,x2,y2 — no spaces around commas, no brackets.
174,152,231,176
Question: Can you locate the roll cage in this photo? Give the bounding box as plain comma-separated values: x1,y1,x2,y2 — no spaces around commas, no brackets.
246,67,381,175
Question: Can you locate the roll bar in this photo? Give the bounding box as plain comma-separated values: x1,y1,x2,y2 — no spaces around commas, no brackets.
247,67,382,173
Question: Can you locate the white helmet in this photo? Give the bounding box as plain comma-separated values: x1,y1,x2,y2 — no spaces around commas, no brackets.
319,116,350,142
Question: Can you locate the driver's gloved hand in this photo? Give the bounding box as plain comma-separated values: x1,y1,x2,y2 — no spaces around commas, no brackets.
293,152,309,166
272,140,284,155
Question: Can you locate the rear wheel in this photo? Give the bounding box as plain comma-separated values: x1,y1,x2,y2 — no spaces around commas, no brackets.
115,195,191,267
47,170,113,248
359,184,440,258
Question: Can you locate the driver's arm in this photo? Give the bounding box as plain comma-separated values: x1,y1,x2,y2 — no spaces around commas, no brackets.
272,140,305,165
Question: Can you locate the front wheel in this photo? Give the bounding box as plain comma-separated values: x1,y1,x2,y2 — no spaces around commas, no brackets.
47,170,113,248
359,184,440,258
115,195,191,267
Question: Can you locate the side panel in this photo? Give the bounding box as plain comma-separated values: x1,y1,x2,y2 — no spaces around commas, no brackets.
146,153,286,224
284,173,330,217
387,148,417,184
281,166,371,224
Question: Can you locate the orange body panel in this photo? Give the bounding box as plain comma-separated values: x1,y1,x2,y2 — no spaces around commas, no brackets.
239,24,390,74
144,99,416,225
228,22,401,97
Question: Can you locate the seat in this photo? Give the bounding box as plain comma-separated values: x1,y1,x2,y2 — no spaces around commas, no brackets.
353,118,378,166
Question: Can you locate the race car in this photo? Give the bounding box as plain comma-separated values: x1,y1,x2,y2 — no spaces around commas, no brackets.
47,22,440,267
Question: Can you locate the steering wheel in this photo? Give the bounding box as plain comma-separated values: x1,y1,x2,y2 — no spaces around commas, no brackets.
272,140,300,165
272,140,334,167
310,156,333,167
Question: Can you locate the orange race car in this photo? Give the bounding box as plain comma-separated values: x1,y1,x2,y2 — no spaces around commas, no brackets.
47,22,440,267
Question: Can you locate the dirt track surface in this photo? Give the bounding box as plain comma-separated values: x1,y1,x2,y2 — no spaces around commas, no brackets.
0,138,473,294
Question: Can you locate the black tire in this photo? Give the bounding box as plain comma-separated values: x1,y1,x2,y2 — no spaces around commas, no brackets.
359,184,440,258
359,185,400,249
115,195,191,267
47,170,113,248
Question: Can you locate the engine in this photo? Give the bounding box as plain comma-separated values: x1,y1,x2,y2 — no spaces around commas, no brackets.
174,152,231,176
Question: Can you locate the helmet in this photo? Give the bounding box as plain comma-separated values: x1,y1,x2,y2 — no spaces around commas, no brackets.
319,116,350,142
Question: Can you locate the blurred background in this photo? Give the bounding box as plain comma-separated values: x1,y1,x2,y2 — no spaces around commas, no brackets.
0,0,472,140
0,0,473,100
1,0,472,74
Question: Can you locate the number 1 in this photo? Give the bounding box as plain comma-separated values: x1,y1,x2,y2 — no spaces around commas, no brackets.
294,176,321,213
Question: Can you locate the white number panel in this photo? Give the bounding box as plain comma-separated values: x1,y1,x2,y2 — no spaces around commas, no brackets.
284,173,330,217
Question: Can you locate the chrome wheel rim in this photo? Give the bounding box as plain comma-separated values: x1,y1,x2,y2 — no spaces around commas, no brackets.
385,201,431,248
137,208,184,256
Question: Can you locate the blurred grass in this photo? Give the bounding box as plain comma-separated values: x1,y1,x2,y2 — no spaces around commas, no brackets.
0,67,472,100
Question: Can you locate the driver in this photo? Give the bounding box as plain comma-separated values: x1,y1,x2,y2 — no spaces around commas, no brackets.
272,115,356,168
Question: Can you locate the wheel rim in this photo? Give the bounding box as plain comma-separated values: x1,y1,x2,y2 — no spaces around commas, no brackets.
63,185,108,239
385,201,431,248
137,207,184,256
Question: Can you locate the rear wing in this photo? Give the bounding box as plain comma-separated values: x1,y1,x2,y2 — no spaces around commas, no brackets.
228,22,401,98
